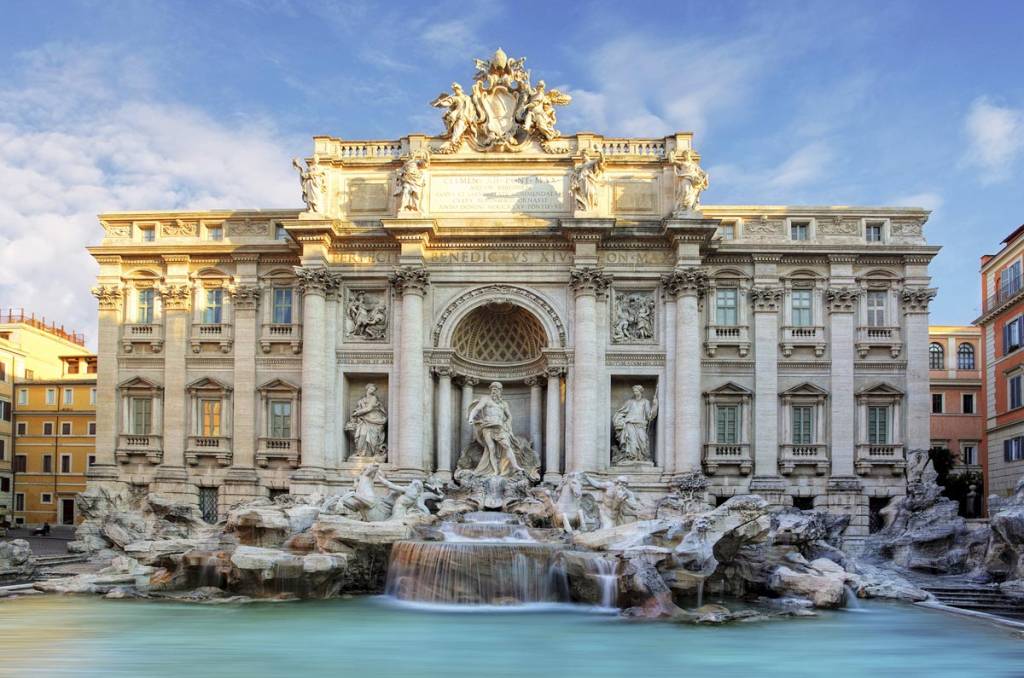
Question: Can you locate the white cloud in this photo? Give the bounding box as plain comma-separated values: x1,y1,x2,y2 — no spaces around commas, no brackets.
964,96,1024,181
889,191,944,212
0,46,297,349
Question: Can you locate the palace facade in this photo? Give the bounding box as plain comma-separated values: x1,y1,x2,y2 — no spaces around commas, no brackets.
87,51,938,545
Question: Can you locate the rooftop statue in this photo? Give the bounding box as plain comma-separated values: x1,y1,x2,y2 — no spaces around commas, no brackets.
670,148,709,215
292,156,326,213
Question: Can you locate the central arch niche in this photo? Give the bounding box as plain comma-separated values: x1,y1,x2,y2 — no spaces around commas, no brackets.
452,303,546,366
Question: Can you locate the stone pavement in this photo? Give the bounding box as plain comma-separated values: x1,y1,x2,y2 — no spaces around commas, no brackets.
1,526,74,556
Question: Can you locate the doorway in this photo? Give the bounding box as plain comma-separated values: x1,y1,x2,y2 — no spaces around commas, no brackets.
60,498,75,525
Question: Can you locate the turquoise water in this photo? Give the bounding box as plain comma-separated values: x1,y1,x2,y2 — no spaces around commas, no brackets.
1,596,1021,677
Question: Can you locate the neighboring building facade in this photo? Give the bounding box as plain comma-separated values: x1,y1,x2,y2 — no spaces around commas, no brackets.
86,52,939,547
12,359,97,527
0,311,92,524
928,326,983,471
977,225,1024,498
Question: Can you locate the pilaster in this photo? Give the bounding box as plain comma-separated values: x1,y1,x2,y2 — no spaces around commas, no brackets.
567,266,611,471
662,267,708,473
225,280,261,500
750,285,783,480
902,287,937,453
89,282,125,482
391,265,430,476
826,285,861,477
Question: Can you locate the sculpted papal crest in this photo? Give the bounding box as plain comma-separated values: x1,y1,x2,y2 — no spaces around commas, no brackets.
431,48,572,154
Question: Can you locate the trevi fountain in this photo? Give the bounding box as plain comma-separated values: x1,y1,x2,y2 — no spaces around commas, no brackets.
2,50,1024,676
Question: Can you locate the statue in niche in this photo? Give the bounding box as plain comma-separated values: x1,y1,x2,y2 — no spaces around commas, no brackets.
344,383,388,461
455,382,540,482
612,293,655,343
394,151,429,213
611,385,658,465
292,156,326,213
346,291,388,340
584,474,646,529
570,149,606,211
670,148,709,215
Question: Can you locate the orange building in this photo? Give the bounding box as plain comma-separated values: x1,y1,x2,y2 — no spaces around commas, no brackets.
12,356,96,527
928,326,982,472
977,224,1024,500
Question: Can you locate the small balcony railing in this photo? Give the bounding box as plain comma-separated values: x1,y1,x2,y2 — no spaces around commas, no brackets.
121,323,164,353
855,443,906,475
855,326,903,358
190,323,233,354
779,443,830,475
703,324,751,357
780,326,827,357
185,435,232,466
115,433,163,464
256,437,301,468
260,323,302,354
702,442,753,475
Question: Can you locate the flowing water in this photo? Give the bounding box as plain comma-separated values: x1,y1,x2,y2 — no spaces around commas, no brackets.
1,596,1021,677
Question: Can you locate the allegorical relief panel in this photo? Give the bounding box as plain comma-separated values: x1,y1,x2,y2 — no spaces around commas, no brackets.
611,290,656,344
344,289,389,341
429,174,567,213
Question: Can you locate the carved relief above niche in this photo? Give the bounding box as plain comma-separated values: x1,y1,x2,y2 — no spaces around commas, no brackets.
344,288,389,342
611,290,656,344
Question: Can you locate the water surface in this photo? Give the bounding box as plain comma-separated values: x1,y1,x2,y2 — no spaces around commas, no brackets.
0,596,1021,677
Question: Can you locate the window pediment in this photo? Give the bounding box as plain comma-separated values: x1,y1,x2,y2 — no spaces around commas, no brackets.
118,376,163,395
781,382,829,398
705,381,753,397
186,376,233,395
257,378,300,395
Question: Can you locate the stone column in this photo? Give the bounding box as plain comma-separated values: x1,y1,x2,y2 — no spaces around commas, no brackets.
323,285,340,469
291,267,337,493
748,286,787,505
826,287,860,477
660,294,677,473
434,367,453,481
151,282,195,502
662,268,707,473
224,284,262,503
544,368,562,481
568,267,611,472
902,288,937,453
527,377,543,457
459,376,478,452
88,285,125,485
390,266,430,475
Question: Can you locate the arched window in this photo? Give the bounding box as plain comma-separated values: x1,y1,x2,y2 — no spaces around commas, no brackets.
957,343,976,370
929,343,945,370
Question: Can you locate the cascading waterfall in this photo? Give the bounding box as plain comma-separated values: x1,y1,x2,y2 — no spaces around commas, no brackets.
385,512,570,605
586,557,618,609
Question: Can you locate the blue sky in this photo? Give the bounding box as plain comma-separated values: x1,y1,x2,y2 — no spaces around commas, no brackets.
1,0,1022,341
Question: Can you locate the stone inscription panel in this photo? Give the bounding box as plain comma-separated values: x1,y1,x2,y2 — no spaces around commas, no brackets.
430,174,568,214
348,180,389,213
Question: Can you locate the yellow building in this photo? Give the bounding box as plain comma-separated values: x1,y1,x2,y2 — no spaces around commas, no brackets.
0,310,93,526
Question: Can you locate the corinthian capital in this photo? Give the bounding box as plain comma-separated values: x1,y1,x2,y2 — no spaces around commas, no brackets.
568,266,612,297
660,267,708,299
825,286,861,313
91,285,124,310
749,286,784,313
293,266,341,296
901,287,937,314
158,283,193,311
229,284,261,310
389,265,430,296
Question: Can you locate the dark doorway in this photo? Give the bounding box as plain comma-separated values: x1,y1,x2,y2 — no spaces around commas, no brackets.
60,498,75,525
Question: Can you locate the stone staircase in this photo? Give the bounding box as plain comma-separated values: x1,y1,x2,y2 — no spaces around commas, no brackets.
922,585,1024,620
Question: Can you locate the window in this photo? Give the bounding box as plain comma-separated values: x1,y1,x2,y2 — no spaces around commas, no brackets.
0,362,6,381
790,221,810,241
17,389,27,406
961,444,978,465
929,343,945,369
1002,261,1022,298
88,455,96,466
715,289,738,326
203,289,224,324
792,496,815,511
15,493,24,512
957,343,975,369
931,393,943,414
201,399,222,437
791,290,812,327
42,422,54,436
41,492,52,504
1011,374,1023,410
199,486,219,523
14,455,26,473
63,388,73,405
0,399,10,422
16,422,26,436
865,221,884,242
962,393,975,415
42,455,52,473
1004,436,1024,462
0,477,8,493
137,288,155,324
60,421,72,436
272,288,293,324
792,406,814,445
275,224,287,241
866,291,887,327
270,400,292,438
131,397,153,435
1005,317,1024,354
88,421,96,436
867,406,889,445
0,439,5,460
24,369,33,380
90,388,96,405
141,227,156,242
45,388,56,405
60,454,71,474
719,223,735,240
715,405,739,444
206,225,223,241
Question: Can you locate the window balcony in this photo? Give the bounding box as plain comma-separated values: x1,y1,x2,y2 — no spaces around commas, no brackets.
779,443,830,475
256,437,301,468
854,443,906,475
780,326,826,357
260,323,302,354
855,326,903,358
121,323,164,353
703,443,753,475
115,433,163,464
703,324,750,357
190,323,233,353
185,435,232,466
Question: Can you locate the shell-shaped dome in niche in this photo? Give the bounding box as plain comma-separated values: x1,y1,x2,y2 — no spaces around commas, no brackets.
452,303,546,365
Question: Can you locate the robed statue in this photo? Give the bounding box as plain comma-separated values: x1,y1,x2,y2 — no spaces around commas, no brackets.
611,385,658,465
345,383,387,460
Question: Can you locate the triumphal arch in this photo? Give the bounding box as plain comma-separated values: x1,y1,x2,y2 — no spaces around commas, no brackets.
88,50,939,544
